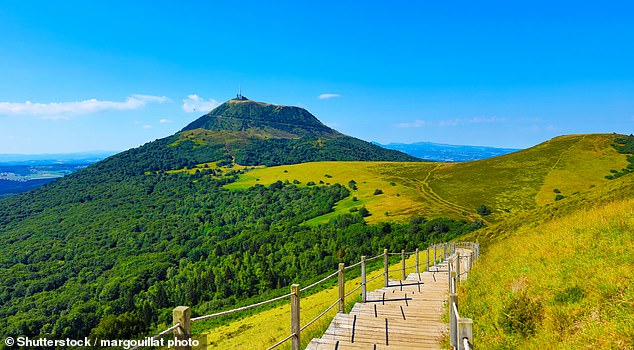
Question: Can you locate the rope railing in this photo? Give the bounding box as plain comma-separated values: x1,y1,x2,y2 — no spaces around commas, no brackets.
448,242,478,350
140,242,468,350
345,284,362,298
343,259,363,270
265,332,295,350
190,292,293,323
129,323,181,350
299,270,340,292
299,298,340,332
364,253,384,262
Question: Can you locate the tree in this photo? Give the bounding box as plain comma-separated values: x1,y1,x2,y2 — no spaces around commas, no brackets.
476,205,492,216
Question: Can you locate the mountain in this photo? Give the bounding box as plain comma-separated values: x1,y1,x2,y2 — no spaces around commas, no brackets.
374,141,521,162
94,97,418,177
181,97,338,138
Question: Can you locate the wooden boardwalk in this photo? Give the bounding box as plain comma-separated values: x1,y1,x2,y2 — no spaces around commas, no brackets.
306,260,451,350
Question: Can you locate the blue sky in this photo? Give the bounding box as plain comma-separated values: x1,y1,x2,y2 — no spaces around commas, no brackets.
1,1,633,153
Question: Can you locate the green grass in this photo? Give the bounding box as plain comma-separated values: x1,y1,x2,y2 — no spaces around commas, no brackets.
223,134,628,225
428,134,627,221
224,161,442,224
458,175,634,349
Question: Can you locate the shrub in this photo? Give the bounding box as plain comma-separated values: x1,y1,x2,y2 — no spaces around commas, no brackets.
373,189,383,195
359,207,370,217
476,205,492,216
499,291,543,337
553,188,561,193
555,194,565,201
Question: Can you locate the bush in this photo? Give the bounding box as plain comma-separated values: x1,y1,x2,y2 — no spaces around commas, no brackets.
499,291,543,337
358,207,370,217
554,194,565,201
373,189,383,195
476,205,492,216
553,188,561,193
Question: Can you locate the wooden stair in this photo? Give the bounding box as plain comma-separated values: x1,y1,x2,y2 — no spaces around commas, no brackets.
306,262,450,350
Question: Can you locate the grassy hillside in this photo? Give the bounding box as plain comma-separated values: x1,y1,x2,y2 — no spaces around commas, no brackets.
426,134,627,220
226,134,628,224
225,161,442,224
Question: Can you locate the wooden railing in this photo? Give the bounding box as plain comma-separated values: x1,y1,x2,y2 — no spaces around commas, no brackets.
137,242,465,350
448,241,479,350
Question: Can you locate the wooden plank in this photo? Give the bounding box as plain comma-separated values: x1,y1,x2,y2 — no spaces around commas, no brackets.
307,253,460,350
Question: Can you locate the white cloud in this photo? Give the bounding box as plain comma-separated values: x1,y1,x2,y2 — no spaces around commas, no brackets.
396,116,506,128
396,119,427,128
0,94,170,120
142,124,153,129
182,94,219,113
318,93,341,100
159,119,175,123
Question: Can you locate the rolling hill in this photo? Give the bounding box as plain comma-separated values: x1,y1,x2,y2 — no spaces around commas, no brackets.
226,133,628,223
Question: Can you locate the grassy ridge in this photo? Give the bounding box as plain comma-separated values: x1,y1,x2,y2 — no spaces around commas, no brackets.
225,134,627,225
458,171,634,349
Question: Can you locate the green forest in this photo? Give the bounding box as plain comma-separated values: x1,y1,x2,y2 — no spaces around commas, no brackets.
0,164,477,342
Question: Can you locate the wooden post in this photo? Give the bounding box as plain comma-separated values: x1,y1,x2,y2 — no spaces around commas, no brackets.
448,256,452,288
383,248,389,287
434,244,437,266
173,306,191,350
457,318,473,350
361,256,367,303
291,284,300,350
415,248,420,275
456,254,461,284
426,248,430,272
338,262,345,313
449,293,458,349
469,250,473,272
401,249,406,280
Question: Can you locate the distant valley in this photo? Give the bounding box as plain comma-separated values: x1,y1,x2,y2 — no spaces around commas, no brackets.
375,141,521,162
0,151,116,197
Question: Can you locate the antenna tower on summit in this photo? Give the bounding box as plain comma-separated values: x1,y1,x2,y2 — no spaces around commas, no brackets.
236,85,246,100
